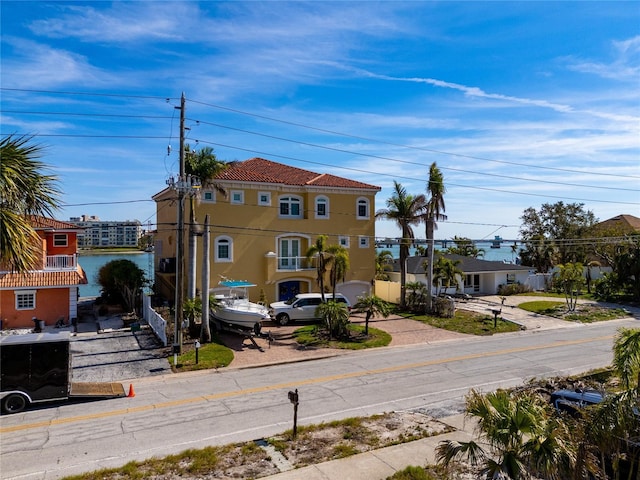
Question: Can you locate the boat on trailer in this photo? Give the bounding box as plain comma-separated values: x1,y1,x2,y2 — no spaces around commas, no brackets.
209,280,270,331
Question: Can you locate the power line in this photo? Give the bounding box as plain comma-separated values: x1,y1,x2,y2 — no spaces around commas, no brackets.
188,116,638,192
186,97,640,180
193,139,640,206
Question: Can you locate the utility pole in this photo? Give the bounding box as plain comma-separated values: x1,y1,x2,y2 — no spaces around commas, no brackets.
167,92,200,354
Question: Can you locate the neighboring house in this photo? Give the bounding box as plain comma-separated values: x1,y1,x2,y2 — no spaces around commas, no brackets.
387,254,533,296
153,157,381,305
0,217,88,329
69,215,143,248
594,214,640,234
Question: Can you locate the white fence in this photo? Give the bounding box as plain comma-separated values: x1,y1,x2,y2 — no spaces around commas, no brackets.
142,294,167,346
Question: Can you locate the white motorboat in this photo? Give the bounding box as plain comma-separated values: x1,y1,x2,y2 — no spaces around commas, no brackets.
209,280,270,330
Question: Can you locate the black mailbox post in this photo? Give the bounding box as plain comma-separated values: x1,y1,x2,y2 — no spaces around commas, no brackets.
288,389,299,438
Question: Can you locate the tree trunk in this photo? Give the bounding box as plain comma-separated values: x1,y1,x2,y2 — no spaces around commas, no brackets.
426,220,435,313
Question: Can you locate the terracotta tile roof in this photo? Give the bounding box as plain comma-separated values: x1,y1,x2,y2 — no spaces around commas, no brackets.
0,266,88,289
215,158,381,190
29,215,84,231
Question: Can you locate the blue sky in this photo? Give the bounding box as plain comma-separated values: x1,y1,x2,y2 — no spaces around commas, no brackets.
2,1,639,241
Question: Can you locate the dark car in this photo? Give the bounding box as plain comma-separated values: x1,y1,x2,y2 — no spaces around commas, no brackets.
550,388,604,416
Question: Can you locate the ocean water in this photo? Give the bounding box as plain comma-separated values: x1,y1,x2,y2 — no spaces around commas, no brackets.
376,241,521,263
78,252,155,298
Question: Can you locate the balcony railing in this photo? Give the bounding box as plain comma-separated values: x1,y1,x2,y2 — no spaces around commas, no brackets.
45,254,77,270
277,256,314,271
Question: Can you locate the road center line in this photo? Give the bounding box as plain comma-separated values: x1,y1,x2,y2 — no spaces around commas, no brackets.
1,334,613,434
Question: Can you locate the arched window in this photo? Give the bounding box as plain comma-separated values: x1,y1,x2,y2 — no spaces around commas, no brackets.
315,196,329,219
356,197,369,219
279,195,302,218
215,236,233,262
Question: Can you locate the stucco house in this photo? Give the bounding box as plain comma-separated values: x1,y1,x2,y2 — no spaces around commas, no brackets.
389,253,533,296
152,157,381,305
0,217,88,329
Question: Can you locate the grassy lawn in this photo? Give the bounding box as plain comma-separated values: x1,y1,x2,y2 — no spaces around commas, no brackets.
170,338,234,371
397,309,521,335
518,300,630,323
294,324,392,349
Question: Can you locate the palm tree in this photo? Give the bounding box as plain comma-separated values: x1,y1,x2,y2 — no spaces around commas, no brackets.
184,146,227,334
0,134,61,272
432,255,462,295
425,162,447,313
375,249,394,280
437,389,575,479
326,244,350,298
613,327,640,392
352,294,391,336
316,299,350,340
376,181,427,308
306,235,330,301
447,236,485,258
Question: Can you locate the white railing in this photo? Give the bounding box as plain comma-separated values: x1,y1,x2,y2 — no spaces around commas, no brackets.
45,254,77,270
143,295,167,346
277,256,313,271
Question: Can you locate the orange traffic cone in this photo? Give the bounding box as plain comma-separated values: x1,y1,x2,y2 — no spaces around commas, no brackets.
127,384,135,398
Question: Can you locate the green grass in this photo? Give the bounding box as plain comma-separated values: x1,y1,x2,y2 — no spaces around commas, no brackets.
170,339,234,371
293,324,392,349
518,301,630,323
397,309,521,335
518,300,565,315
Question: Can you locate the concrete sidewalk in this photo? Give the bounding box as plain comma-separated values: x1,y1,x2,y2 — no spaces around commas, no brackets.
261,413,474,480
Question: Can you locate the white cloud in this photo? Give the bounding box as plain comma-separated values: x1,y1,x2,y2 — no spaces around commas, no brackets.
566,34,640,81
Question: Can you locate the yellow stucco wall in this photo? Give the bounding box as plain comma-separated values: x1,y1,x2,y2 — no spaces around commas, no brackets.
154,181,378,305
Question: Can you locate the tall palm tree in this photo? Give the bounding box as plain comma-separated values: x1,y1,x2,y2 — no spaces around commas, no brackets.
352,294,391,336
0,134,61,273
326,244,350,298
376,181,426,308
184,146,227,292
425,162,447,313
306,235,330,301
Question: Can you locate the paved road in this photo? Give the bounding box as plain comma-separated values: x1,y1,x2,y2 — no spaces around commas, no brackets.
1,316,636,480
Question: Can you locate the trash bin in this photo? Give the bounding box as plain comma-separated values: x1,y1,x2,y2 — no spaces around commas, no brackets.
38,320,45,330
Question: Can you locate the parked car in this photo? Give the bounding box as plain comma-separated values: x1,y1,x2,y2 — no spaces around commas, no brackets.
550,388,604,416
269,293,351,325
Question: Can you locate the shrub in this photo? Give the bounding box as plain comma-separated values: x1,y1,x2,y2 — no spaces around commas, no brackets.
497,282,532,296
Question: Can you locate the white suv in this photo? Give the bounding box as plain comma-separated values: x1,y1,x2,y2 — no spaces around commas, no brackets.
269,293,351,325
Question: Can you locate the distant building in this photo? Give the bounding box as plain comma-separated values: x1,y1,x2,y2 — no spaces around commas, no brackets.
0,216,88,329
69,215,142,248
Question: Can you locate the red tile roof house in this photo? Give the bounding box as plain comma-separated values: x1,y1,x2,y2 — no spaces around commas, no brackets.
0,217,88,330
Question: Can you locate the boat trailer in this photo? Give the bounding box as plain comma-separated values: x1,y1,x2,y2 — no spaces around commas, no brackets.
211,319,274,352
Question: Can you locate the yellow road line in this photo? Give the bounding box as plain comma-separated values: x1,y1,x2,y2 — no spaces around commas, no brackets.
1,334,613,434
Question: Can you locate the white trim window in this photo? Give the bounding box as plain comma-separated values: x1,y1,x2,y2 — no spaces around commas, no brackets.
202,190,216,203
53,234,68,247
258,191,271,206
358,235,370,248
15,290,36,310
215,236,233,262
230,190,244,204
315,195,329,219
356,197,370,219
279,195,302,218
339,235,350,248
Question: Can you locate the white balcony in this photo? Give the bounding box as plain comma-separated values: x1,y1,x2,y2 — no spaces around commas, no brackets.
45,254,77,270
277,256,314,271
